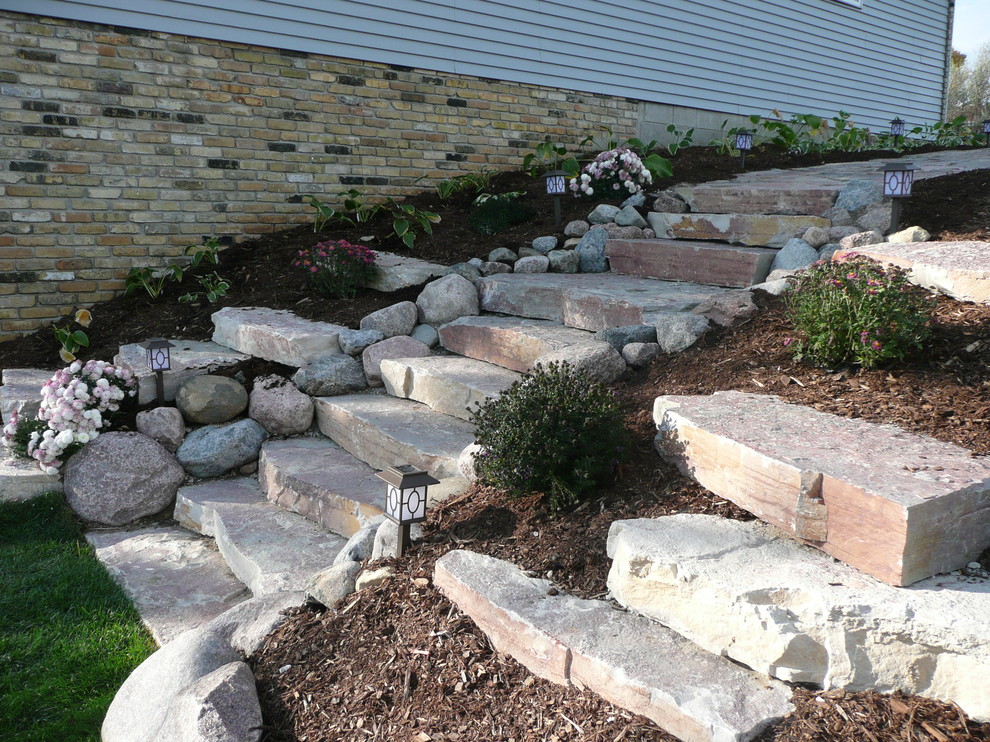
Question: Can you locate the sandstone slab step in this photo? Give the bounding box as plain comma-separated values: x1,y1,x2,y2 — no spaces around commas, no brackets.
607,515,990,722
606,239,776,288
653,391,990,586
439,316,598,372
673,184,838,216
86,526,249,645
647,212,829,248
314,394,474,484
211,307,346,367
258,439,383,538
114,340,251,405
477,272,726,331
1,368,51,425
0,456,62,502
175,478,347,596
836,241,990,304
435,549,793,742
380,356,522,421
363,251,452,292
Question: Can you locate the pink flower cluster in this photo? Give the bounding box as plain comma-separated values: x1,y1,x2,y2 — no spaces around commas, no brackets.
293,240,376,271
568,147,653,197
13,360,136,474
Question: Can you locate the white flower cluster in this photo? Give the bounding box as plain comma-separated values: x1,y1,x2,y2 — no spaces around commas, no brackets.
568,147,653,197
20,360,136,475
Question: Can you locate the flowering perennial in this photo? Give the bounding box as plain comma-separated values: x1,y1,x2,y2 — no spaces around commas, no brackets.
569,147,653,197
293,240,377,299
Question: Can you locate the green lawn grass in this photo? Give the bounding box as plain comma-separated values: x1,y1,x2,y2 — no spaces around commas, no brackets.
0,492,156,742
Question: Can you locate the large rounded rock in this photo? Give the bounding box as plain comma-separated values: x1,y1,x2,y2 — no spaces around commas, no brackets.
151,662,262,742
135,407,185,453
576,226,609,273
337,328,384,356
771,238,819,272
587,203,620,224
359,301,418,339
64,432,185,526
416,274,480,326
292,354,367,396
248,374,314,436
535,343,626,384
655,313,710,353
548,249,580,273
564,220,589,238
514,255,549,274
834,179,883,215
175,375,247,425
614,205,648,228
176,419,268,478
653,190,688,213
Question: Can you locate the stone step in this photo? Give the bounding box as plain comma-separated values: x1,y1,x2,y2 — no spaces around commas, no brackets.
607,515,990,722
314,394,474,485
837,240,990,304
380,356,522,421
653,391,990,586
477,272,726,331
1,367,50,424
363,250,452,292
86,526,250,645
673,183,839,216
114,340,250,405
647,212,829,248
435,549,793,742
211,306,347,367
258,438,384,538
174,478,347,596
606,239,776,288
0,456,62,502
438,316,598,373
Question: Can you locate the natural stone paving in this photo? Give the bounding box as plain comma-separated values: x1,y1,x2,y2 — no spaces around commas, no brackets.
114,340,250,405
211,307,347,367
607,239,776,287
477,273,728,331
838,240,990,304
363,251,452,292
86,526,249,645
258,438,384,538
647,212,829,248
0,455,61,502
0,367,50,424
653,391,990,585
435,549,794,742
175,478,347,596
607,515,990,723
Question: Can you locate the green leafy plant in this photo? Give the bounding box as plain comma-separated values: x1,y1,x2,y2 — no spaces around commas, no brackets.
293,239,377,298
522,137,579,177
664,123,695,155
424,168,497,201
472,191,526,206
468,193,535,236
579,126,672,181
470,362,627,512
184,237,221,267
380,198,440,249
302,194,353,232
52,308,91,363
785,256,936,369
123,264,183,300
178,273,230,304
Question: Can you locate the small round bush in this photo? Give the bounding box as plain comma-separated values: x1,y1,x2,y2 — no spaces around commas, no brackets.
468,198,535,236
293,240,376,299
785,256,935,369
469,362,626,511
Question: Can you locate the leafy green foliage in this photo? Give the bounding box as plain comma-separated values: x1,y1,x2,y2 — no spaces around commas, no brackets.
424,168,497,201
468,193,535,236
472,191,526,206
123,264,183,299
579,126,672,180
178,272,231,304
7,416,47,459
382,198,441,249
470,362,627,512
52,309,92,363
522,137,579,177
786,257,936,369
184,236,221,267
664,123,695,155
304,190,439,248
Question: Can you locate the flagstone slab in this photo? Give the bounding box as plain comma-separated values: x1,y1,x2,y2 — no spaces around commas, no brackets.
606,239,776,287
0,456,61,502
673,184,839,216
653,391,990,585
211,307,346,367
648,212,829,248
86,526,249,645
114,340,251,405
438,316,599,372
380,356,522,421
258,438,384,538
175,478,346,596
607,515,990,722
836,241,990,304
435,549,793,742
364,251,452,292
1,367,51,424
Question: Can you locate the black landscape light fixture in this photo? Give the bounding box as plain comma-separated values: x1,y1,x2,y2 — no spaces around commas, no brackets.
545,169,567,227
735,128,753,169
983,119,990,148
881,161,917,232
376,464,439,558
889,117,905,147
141,338,174,406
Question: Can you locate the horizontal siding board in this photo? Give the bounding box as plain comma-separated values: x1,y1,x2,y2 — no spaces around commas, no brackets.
8,0,950,127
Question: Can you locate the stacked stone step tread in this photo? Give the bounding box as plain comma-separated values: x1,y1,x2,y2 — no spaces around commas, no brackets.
653,390,990,586
1,367,51,424
86,526,250,645
647,212,830,248
606,239,777,288
607,515,990,722
364,251,453,292
175,478,347,596
258,438,384,538
380,356,523,421
211,306,347,367
0,456,62,503
438,316,601,373
314,394,474,495
435,549,794,742
673,183,839,216
476,272,728,332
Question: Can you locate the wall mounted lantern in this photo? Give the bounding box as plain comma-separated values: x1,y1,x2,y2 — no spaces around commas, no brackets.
735,129,753,169
881,161,917,232
376,464,439,557
140,337,174,406
889,117,905,147
545,169,567,227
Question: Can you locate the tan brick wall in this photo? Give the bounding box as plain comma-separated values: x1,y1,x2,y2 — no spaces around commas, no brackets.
0,11,639,342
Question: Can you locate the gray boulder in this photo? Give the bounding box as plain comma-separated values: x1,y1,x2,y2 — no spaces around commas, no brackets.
291,354,367,396
175,375,247,426
748,278,794,296
536,343,626,384
576,226,609,273
332,516,385,565
587,203,621,224
888,226,931,243
838,230,885,250
478,260,512,276
306,560,361,609
514,255,550,274
531,236,558,254
411,324,439,348
337,328,384,356
564,220,589,238
362,336,431,387
372,520,425,560
655,313,710,353
856,202,893,234
604,223,647,240
548,249,580,273
176,420,268,478
150,662,261,742
692,291,758,328
801,226,829,249
64,432,185,526
828,225,861,242
595,324,657,352
467,257,484,267
488,247,518,265
621,342,661,368
620,191,646,209
653,190,688,213
248,374,313,436
614,205,648,228
135,407,185,453
822,206,853,226
771,238,819,272
458,443,483,482
448,262,482,281
359,301,417,339
416,274,480,326
818,243,841,261
518,247,542,259
834,179,883,214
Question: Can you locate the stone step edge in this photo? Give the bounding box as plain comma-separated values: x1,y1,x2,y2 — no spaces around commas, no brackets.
434,549,794,742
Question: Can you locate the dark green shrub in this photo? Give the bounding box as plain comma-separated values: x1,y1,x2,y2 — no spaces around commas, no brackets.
470,362,627,511
468,197,535,236
786,256,935,369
